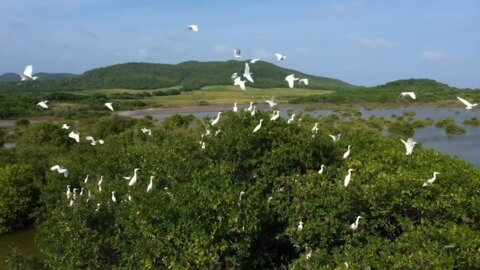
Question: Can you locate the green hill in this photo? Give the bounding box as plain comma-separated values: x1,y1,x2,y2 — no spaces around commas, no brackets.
0,73,20,82
0,61,351,92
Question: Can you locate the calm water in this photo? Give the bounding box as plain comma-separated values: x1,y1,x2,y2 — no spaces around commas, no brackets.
0,229,42,267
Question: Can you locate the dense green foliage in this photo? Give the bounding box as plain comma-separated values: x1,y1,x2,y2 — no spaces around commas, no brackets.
0,61,349,93
1,110,478,268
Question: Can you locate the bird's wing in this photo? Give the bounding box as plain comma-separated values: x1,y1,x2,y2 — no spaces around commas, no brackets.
231,72,238,80
24,65,33,77
410,92,416,99
250,58,259,63
275,53,282,60
285,75,294,88
457,97,471,107
400,139,407,146
244,63,250,74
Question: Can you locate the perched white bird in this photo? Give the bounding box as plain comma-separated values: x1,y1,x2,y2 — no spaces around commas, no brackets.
250,106,256,117
111,191,117,202
400,138,417,155
457,96,478,110
298,78,309,85
141,127,152,136
343,145,351,159
186,24,198,32
98,175,103,186
318,164,325,175
422,172,440,187
146,176,153,192
21,65,38,81
36,100,49,109
73,188,78,200
250,58,260,64
68,131,80,143
270,110,280,121
215,129,221,136
95,203,101,212
124,168,140,186
239,191,245,201
265,98,277,108
233,103,238,112
104,102,114,111
51,165,68,177
80,188,84,196
61,124,70,130
287,114,296,124
285,74,299,88
66,185,71,199
233,48,242,59
344,168,354,187
231,72,239,80
400,92,416,99
311,123,319,133
350,216,361,231
85,136,104,146
201,141,206,149
298,221,304,231
233,76,246,90
69,200,74,207
211,112,222,126
245,102,253,112
275,53,286,61
243,63,254,83
253,119,263,133
329,134,341,142
84,174,89,183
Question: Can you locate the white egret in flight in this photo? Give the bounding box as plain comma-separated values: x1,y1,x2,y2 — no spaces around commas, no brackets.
265,98,277,108
350,216,361,231
61,124,70,130
68,131,80,143
329,134,341,142
36,101,49,109
141,127,152,136
253,119,263,133
250,58,260,64
85,136,104,146
51,165,68,177
211,112,222,126
275,53,286,61
298,78,309,85
457,96,478,110
124,168,140,186
400,138,417,155
186,24,198,32
400,92,416,99
233,48,242,59
285,74,299,88
233,76,246,90
105,102,114,111
344,168,354,187
21,65,38,81
422,172,440,187
343,145,351,159
243,63,254,83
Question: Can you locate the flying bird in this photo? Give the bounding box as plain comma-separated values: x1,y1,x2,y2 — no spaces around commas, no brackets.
36,100,49,109
329,134,341,142
400,138,417,155
298,78,309,85
141,127,152,136
51,165,68,177
275,53,286,61
400,92,416,99
343,145,351,159
21,65,38,81
211,112,222,126
104,102,114,111
85,136,104,146
233,48,242,59
422,172,440,187
253,119,263,133
344,168,354,187
285,74,299,88
231,72,239,80
350,216,361,231
233,77,246,90
68,131,80,143
186,24,198,32
124,168,140,186
250,58,260,64
243,63,254,83
265,98,277,108
61,124,70,130
457,96,478,110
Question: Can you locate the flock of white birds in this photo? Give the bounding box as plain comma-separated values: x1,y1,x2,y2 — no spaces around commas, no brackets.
18,23,477,239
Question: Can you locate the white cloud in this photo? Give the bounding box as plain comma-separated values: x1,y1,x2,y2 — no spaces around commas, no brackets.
349,35,395,48
421,50,454,61
212,44,230,55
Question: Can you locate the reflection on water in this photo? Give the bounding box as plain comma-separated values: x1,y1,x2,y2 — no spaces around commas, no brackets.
0,229,42,267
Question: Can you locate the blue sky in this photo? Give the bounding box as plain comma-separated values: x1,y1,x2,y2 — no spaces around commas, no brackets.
1,0,479,87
